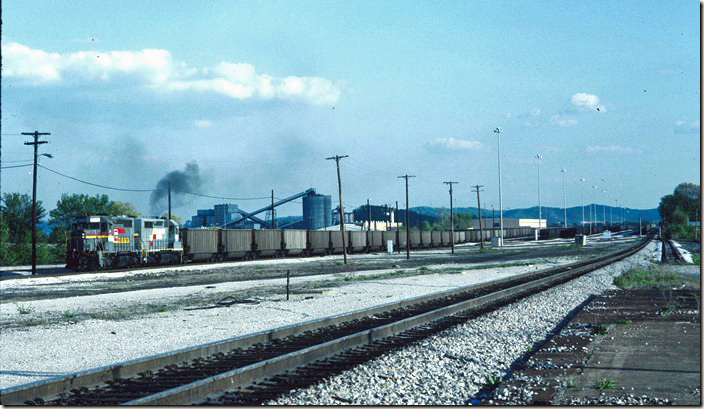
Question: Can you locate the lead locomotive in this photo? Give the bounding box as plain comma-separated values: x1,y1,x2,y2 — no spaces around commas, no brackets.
66,215,182,271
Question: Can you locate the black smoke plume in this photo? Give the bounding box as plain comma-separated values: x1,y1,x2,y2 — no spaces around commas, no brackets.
150,162,202,215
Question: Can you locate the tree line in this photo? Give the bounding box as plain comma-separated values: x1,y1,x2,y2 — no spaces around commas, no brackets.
657,182,700,241
0,192,141,266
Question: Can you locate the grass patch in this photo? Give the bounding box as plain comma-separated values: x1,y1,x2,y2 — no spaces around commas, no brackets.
613,268,681,289
596,378,617,390
16,305,33,315
61,310,78,320
612,319,632,325
485,373,501,386
565,379,577,388
693,253,700,265
592,324,609,335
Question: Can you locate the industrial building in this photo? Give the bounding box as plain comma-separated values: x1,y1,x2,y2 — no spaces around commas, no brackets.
187,191,333,230
470,218,545,230
189,204,258,228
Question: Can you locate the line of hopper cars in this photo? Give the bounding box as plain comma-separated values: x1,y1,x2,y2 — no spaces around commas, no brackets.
66,214,612,271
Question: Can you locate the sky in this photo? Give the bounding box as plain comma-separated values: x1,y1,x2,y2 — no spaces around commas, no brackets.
1,0,700,221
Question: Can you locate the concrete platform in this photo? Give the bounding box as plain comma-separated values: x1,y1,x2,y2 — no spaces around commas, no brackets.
488,289,701,405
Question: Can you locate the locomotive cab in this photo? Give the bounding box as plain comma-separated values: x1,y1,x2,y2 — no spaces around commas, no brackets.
66,216,112,271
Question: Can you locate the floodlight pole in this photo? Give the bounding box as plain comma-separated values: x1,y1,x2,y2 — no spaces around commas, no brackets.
494,127,504,245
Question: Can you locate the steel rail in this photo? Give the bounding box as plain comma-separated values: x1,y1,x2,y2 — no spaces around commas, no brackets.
0,233,653,405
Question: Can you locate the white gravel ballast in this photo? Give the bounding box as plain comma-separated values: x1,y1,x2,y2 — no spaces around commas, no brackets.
268,242,659,405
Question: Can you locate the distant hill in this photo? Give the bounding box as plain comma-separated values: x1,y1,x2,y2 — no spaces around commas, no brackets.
355,204,659,227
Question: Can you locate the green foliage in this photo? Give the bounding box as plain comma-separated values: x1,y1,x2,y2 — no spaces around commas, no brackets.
49,193,112,231
592,324,608,335
436,210,473,231
693,253,700,265
109,201,141,217
420,220,431,231
485,373,501,386
659,183,700,240
596,378,617,390
613,268,680,289
1,192,46,241
16,305,33,314
613,319,632,325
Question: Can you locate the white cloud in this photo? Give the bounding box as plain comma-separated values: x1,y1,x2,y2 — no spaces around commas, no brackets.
674,119,700,134
586,145,636,154
2,42,340,105
570,92,606,112
194,119,213,128
428,137,485,151
550,115,578,127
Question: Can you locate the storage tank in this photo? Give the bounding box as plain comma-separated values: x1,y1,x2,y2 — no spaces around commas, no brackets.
303,194,332,230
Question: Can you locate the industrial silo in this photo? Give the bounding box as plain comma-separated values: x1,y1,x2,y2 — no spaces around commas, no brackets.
323,195,332,227
303,194,332,229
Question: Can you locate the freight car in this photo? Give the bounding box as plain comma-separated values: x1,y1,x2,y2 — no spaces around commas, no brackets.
70,215,599,271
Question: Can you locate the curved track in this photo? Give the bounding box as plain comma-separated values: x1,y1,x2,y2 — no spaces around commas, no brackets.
0,232,653,405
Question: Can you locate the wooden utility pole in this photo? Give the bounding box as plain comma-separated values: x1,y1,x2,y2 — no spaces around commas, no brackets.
168,181,171,222
271,189,275,229
398,175,415,259
23,131,50,276
443,181,458,254
367,199,371,231
327,155,348,264
472,185,485,249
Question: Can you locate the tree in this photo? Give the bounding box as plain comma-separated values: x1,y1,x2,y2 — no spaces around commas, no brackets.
109,201,141,217
420,220,431,231
658,183,700,240
1,192,45,242
49,193,113,231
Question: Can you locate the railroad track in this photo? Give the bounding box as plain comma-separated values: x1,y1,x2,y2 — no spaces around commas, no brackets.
0,233,654,405
661,238,682,263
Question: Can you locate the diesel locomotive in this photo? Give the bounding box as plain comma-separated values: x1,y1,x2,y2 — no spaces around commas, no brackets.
66,215,182,271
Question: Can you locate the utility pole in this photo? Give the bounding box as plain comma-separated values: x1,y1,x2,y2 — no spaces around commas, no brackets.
443,181,459,254
168,181,171,221
398,174,415,260
23,130,50,276
561,169,567,227
271,190,275,229
395,201,399,229
472,185,485,250
326,155,348,264
491,205,495,238
367,199,371,231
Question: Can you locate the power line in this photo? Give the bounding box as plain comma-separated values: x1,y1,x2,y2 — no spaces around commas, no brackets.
1,163,33,170
36,165,271,200
38,165,155,192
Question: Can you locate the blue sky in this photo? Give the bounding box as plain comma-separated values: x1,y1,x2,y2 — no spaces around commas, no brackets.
1,0,700,220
